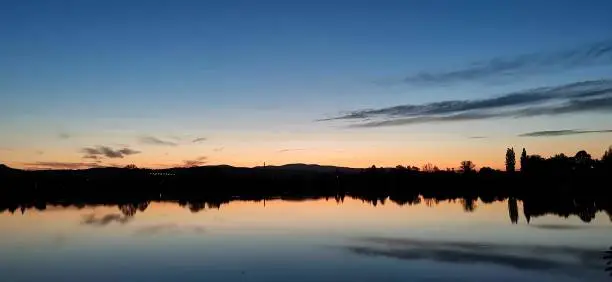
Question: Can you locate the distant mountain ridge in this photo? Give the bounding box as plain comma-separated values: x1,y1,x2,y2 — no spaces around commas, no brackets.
0,163,362,174
255,163,359,173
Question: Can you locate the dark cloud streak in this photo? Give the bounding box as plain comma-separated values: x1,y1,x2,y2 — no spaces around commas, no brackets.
139,136,178,146
192,137,207,143
322,80,612,128
402,40,612,85
519,129,612,137
24,162,104,169
81,146,140,159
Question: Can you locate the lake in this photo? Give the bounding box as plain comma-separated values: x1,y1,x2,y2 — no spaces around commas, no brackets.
1,197,611,282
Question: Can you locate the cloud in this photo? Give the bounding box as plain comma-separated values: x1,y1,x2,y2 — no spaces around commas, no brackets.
23,162,103,169
83,155,101,160
58,132,71,139
81,213,132,226
213,147,225,152
192,137,207,143
519,129,612,137
322,80,612,127
182,156,208,167
468,136,487,139
133,223,206,236
81,146,140,159
343,237,601,274
402,39,612,85
278,148,306,153
139,136,177,146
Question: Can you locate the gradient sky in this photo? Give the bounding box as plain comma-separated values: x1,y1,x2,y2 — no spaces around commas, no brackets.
1,0,612,169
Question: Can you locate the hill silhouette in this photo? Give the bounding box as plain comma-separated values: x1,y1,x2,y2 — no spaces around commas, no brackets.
1,146,611,213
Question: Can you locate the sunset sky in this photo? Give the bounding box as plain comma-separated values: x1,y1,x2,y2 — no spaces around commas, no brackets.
1,0,612,170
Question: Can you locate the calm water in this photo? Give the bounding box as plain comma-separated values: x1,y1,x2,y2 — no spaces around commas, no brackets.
1,198,611,282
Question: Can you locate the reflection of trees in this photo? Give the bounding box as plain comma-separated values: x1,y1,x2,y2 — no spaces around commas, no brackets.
508,198,519,224
138,202,149,212
460,198,477,212
390,194,420,206
604,247,611,276
578,205,597,223
119,204,137,216
424,198,437,207
118,202,149,216
188,202,206,213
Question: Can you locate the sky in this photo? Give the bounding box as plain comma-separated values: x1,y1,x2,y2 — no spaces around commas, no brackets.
1,0,612,170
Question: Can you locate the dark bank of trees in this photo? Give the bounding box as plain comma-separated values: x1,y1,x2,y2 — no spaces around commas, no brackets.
0,146,611,216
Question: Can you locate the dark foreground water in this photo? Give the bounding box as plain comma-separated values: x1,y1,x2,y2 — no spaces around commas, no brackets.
1,197,611,282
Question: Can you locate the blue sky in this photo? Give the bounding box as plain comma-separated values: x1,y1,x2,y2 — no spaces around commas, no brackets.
1,0,611,169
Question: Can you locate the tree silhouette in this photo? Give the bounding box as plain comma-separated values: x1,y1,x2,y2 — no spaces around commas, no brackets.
574,150,593,170
520,148,527,172
479,167,495,174
505,148,516,172
602,146,612,165
422,163,437,172
124,164,138,169
459,161,475,173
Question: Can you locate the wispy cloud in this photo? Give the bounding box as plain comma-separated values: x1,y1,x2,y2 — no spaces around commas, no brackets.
81,213,132,226
192,137,207,143
83,155,101,160
402,40,612,85
58,132,71,139
139,136,177,146
321,80,612,128
519,129,612,137
277,148,306,153
23,162,103,170
468,136,487,139
213,147,225,152
182,156,208,167
81,146,140,159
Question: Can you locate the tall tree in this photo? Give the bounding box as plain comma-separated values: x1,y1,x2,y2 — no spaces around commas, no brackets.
602,146,612,164
459,160,475,173
505,148,516,172
520,148,528,172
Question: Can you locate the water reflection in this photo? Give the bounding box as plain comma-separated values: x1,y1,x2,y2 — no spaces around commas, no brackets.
605,247,612,276
509,198,519,224
344,237,601,274
1,197,611,282
81,213,132,226
3,194,612,225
